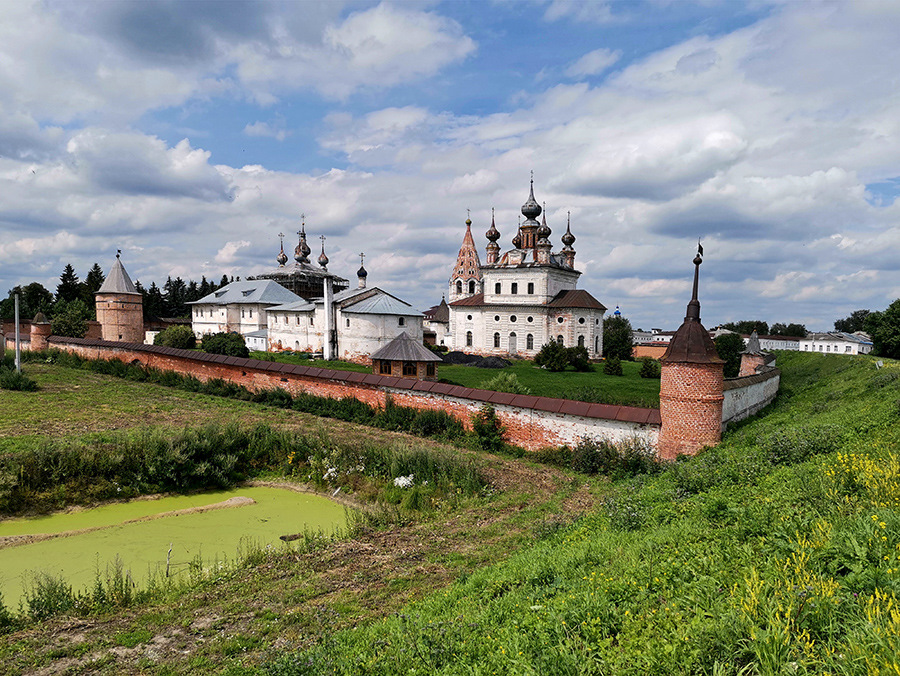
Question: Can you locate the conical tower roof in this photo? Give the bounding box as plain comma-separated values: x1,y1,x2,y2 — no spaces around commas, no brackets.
98,254,140,296
660,248,723,364
450,216,482,283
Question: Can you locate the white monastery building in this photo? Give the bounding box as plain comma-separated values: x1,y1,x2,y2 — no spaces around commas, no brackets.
446,181,607,358
190,230,422,362
800,331,873,355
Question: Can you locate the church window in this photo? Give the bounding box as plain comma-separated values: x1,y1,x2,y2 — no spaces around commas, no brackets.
241,309,245,318
399,317,405,326
456,281,463,294
494,315,500,322
467,314,473,321
468,280,476,294
346,318,350,328
527,316,533,323
526,334,534,350
309,316,314,326
557,335,564,345
493,332,500,348
466,331,473,347
527,282,534,294
510,315,517,322
296,316,300,325
579,317,585,324
557,317,564,323
249,309,253,318
402,361,417,377
596,319,600,325
578,335,585,347
595,336,599,353
511,283,518,294
295,341,300,350
380,360,392,374
495,283,501,294
426,363,436,377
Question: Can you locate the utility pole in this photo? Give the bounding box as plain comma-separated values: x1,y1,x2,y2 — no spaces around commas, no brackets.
14,292,21,373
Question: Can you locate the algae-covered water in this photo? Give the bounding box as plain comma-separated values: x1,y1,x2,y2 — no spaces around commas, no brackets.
0,487,347,606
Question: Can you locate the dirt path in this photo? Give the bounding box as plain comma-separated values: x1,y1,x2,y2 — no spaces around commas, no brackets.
3,454,600,676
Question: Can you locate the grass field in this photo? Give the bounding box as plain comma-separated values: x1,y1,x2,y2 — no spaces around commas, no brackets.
251,350,661,408
2,351,898,674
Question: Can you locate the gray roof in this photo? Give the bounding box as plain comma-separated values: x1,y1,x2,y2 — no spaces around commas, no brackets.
98,256,140,296
244,329,268,338
369,332,442,362
188,280,301,306
267,299,316,312
343,293,422,317
807,331,873,345
742,330,766,355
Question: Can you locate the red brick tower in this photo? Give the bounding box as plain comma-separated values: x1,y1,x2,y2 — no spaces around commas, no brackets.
29,312,51,351
449,214,483,302
658,246,724,460
95,252,144,343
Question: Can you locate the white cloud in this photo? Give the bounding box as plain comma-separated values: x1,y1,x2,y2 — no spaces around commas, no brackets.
243,121,292,142
215,240,252,265
565,48,621,78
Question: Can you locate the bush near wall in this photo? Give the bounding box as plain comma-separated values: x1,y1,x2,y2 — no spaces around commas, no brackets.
153,324,196,349
201,331,249,358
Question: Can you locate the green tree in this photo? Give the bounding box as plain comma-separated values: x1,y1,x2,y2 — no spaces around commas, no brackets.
50,299,92,338
603,355,623,376
566,345,593,372
834,309,871,334
55,264,81,303
141,282,167,320
603,315,634,360
0,283,54,320
201,332,249,358
639,356,661,379
80,263,105,313
153,325,197,349
770,322,807,337
867,300,900,359
534,340,568,371
714,332,746,378
720,320,769,335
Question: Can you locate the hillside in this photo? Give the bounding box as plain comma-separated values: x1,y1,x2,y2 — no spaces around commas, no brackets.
1,351,898,674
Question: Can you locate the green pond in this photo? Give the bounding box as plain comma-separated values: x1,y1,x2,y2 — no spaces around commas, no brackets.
0,487,347,607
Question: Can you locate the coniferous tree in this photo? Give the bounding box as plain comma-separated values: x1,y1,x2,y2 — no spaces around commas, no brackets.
55,264,81,303
143,281,167,320
220,274,230,288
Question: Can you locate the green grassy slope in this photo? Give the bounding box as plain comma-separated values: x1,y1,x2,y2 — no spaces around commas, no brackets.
267,352,900,675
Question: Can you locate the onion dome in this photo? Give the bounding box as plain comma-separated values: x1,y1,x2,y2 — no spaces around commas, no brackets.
614,306,621,317
561,212,576,247
537,203,551,240
521,178,542,221
512,230,522,249
318,236,329,270
485,208,500,242
295,219,311,264
277,232,288,266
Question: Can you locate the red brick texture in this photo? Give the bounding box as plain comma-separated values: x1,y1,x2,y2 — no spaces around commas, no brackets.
46,337,661,452
738,354,767,377
658,361,724,460
29,323,52,352
95,293,143,343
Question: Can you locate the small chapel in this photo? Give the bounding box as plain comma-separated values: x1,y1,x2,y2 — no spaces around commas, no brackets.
445,180,607,358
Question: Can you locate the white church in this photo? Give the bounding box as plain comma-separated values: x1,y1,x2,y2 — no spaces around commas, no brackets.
443,181,607,358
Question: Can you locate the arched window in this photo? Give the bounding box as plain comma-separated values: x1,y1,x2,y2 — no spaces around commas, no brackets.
509,332,517,353
526,333,534,350
557,335,564,346
466,331,473,347
578,335,585,348
494,332,501,348
456,281,463,294
594,336,599,353
468,280,476,294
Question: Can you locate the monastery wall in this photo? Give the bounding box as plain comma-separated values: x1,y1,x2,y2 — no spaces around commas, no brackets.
45,337,660,452
722,368,781,427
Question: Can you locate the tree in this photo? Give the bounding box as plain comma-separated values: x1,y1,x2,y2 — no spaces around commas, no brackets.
0,283,54,320
80,263,106,312
639,357,661,379
714,332,745,378
566,345,593,372
141,282,167,320
720,320,769,335
163,276,189,317
154,324,196,349
534,340,568,371
834,309,871,334
201,332,249,358
770,322,807,338
56,264,81,303
50,299,91,338
603,355,623,376
867,300,900,359
603,315,634,360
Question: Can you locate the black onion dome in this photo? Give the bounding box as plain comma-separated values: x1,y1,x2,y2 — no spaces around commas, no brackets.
537,205,551,240
485,211,500,242
562,216,575,247
521,180,542,221
512,231,522,248
357,264,368,278
277,246,288,266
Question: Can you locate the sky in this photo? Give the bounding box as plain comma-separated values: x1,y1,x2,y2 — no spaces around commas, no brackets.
1,0,899,332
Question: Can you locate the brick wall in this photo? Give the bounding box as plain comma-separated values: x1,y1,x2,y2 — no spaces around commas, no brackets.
658,362,724,460
46,337,661,452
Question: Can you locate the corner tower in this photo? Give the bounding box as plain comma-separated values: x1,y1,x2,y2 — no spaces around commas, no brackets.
658,245,724,460
449,215,482,301
96,252,144,343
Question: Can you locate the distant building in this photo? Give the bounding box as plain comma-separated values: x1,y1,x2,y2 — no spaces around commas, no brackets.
447,181,606,358
800,331,873,355
95,253,143,343
249,224,349,298
189,279,302,338
422,298,450,346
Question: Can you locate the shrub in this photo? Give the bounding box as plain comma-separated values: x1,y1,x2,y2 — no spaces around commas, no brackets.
483,371,531,395
472,404,505,453
570,437,657,478
0,366,38,391
639,356,661,379
566,345,593,372
714,332,745,378
49,299,91,338
534,341,568,371
153,325,196,349
603,355,623,376
201,332,249,358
